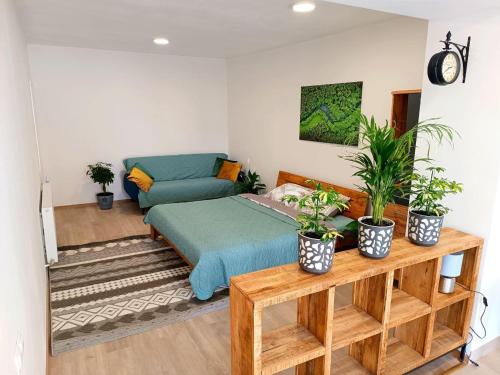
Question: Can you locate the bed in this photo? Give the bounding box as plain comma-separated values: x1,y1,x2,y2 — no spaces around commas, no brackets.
145,171,367,300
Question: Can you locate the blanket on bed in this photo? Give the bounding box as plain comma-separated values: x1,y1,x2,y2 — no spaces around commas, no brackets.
144,195,353,300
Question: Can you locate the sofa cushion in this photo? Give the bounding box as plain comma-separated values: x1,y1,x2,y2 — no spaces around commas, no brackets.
124,153,227,182
138,177,235,208
217,161,241,182
128,166,154,192
212,157,237,176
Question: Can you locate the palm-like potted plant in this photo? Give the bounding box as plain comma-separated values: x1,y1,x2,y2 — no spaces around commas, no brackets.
408,166,463,246
86,162,115,210
283,181,349,274
343,115,455,258
235,170,266,194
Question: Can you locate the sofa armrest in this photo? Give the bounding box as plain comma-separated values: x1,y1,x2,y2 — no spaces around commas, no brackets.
123,174,140,202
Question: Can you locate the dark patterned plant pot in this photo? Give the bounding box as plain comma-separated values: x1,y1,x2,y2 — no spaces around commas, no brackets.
407,210,444,246
357,216,395,259
298,233,336,274
97,192,114,210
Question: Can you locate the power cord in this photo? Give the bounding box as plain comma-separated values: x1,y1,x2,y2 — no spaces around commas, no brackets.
456,282,489,367
457,282,488,339
464,333,480,367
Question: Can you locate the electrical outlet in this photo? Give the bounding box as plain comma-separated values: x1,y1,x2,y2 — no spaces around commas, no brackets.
14,333,24,375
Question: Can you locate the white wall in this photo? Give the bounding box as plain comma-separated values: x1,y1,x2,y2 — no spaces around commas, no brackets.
227,17,428,189
28,45,229,206
418,12,500,350
0,0,47,374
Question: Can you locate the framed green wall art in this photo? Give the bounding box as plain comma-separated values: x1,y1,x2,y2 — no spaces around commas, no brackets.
299,81,363,146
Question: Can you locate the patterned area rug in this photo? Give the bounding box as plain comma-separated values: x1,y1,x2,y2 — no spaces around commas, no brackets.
49,235,229,355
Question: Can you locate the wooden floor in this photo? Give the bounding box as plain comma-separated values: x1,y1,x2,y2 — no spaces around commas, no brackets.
49,200,499,375
54,200,150,246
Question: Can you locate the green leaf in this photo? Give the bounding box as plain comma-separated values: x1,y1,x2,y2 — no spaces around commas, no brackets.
284,180,350,239
87,162,114,192
342,115,458,225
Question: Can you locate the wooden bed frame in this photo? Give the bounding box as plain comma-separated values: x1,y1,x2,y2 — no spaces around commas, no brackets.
276,170,367,220
275,170,368,251
150,170,369,266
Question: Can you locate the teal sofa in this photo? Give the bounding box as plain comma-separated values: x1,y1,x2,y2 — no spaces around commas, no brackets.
123,153,236,208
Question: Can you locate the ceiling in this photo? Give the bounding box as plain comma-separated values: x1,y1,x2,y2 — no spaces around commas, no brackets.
325,0,500,20
16,0,396,58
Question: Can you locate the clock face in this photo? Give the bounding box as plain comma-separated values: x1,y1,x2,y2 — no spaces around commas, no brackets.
441,52,460,83
427,51,461,85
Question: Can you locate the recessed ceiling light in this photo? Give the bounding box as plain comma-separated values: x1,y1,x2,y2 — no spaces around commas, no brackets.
292,1,316,13
153,38,169,46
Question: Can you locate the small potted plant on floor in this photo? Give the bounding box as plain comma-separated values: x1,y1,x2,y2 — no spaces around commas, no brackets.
86,162,115,210
283,181,349,274
343,115,455,259
235,170,267,194
408,166,463,246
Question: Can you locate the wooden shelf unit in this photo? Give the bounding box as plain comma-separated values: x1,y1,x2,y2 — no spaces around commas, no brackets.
230,228,482,374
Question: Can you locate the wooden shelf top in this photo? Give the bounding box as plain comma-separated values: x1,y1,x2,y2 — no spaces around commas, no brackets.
388,288,431,328
261,324,325,374
231,228,482,308
434,284,471,310
332,304,382,350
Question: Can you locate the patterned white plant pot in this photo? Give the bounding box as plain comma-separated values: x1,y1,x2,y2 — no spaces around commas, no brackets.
298,233,336,274
357,216,395,259
407,210,444,246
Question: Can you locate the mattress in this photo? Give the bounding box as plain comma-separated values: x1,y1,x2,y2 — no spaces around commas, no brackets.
144,195,354,300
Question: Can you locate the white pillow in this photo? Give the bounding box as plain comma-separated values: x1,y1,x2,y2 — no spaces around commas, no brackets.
265,183,350,216
264,183,312,209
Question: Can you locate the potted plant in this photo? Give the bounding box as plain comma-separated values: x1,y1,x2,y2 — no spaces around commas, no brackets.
343,115,455,259
408,166,463,246
86,162,115,210
283,181,349,274
235,170,267,194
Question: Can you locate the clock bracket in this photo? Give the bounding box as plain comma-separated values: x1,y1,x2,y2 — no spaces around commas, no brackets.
439,31,471,83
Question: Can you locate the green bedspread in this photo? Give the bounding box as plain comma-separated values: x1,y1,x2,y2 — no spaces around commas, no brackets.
144,196,353,300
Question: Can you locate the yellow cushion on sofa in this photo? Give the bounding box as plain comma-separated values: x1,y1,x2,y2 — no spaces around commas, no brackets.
128,167,154,192
217,161,241,182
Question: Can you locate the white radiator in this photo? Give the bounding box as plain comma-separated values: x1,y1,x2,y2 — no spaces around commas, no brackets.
41,182,58,265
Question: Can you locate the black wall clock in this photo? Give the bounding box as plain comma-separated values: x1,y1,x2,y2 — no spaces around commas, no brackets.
427,31,471,86
428,51,461,85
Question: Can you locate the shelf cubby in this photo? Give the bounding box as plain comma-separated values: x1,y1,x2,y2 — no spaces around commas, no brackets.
434,283,471,309
331,334,383,374
388,288,431,328
431,321,463,358
385,336,425,375
261,324,325,374
386,314,430,374
434,299,468,340
331,304,382,350
331,347,372,374
456,246,481,290
331,273,389,352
